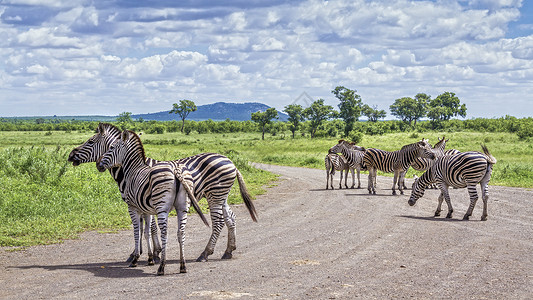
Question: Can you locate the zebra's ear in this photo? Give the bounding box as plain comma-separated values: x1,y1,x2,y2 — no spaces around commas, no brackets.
121,130,131,141
97,122,105,134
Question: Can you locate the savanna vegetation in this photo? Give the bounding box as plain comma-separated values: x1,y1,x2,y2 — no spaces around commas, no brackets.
1,112,533,248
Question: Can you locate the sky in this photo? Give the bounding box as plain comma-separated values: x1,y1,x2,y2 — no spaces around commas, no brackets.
0,0,532,119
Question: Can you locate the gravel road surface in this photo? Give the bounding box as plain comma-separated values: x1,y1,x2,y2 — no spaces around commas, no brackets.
1,163,533,299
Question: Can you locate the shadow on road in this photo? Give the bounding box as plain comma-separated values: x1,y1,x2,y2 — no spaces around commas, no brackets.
398,215,480,222
8,258,208,278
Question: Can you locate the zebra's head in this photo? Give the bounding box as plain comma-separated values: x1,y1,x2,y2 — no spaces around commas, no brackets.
432,136,448,155
329,139,365,154
96,131,128,172
408,175,426,206
415,140,436,160
68,123,122,166
96,130,146,172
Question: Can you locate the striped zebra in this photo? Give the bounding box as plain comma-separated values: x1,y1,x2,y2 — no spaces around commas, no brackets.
68,123,257,264
68,123,161,266
363,140,436,195
325,153,350,190
408,145,497,221
328,140,367,189
400,137,448,189
96,130,208,275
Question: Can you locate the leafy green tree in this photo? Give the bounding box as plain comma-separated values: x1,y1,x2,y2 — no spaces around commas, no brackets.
170,99,197,132
303,99,335,138
116,112,133,130
390,93,429,126
283,104,304,138
362,104,387,122
251,107,278,140
427,92,467,125
332,86,363,137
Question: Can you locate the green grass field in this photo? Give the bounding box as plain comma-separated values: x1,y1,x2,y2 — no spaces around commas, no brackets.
1,129,532,248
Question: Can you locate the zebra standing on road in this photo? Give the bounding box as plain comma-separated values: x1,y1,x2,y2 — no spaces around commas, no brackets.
68,123,161,266
328,140,367,189
401,136,448,189
68,123,257,265
408,145,497,221
325,153,350,190
363,140,436,195
97,130,208,275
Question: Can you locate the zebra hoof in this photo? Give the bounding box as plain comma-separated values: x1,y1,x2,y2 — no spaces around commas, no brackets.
129,262,137,268
196,254,208,262
221,252,233,260
126,253,135,263
463,214,470,220
481,216,487,221
446,213,453,219
153,255,160,264
147,256,154,266
372,191,376,195
157,264,165,276
180,264,187,273
434,211,441,217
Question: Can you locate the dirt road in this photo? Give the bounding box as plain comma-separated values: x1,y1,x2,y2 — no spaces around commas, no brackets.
1,164,533,299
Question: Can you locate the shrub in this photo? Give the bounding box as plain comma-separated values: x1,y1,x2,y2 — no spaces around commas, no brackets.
348,131,364,144
517,125,533,140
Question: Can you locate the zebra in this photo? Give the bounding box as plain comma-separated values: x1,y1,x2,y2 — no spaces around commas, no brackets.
400,136,448,189
325,153,350,190
328,140,367,189
96,130,208,275
408,145,497,221
68,123,257,264
363,139,436,195
68,123,161,266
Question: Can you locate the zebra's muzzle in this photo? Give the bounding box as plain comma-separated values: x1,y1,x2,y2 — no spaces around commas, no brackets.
67,150,81,166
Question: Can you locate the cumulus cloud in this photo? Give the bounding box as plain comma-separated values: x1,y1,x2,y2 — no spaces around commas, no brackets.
0,0,531,117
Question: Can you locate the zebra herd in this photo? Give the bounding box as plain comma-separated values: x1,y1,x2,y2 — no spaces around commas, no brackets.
326,137,497,221
68,123,257,275
67,123,497,275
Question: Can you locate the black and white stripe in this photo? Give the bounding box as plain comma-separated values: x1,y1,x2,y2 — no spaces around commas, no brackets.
328,140,367,189
96,130,208,275
408,145,497,221
362,140,436,195
68,123,257,265
325,153,350,190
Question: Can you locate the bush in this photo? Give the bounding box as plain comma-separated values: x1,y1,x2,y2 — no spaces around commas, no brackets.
348,131,364,144
148,124,166,134
517,125,533,140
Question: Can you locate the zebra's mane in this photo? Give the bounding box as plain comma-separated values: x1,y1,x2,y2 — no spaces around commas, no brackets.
123,130,147,164
99,122,122,137
400,141,425,151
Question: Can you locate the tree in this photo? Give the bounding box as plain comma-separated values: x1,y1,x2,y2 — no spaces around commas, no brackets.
362,104,387,122
427,92,467,125
170,100,197,132
251,107,278,140
117,112,133,130
283,104,304,138
332,86,363,137
389,93,429,126
303,99,335,138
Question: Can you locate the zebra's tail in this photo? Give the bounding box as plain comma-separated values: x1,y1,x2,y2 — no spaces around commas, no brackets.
481,144,497,165
236,169,258,222
176,170,210,228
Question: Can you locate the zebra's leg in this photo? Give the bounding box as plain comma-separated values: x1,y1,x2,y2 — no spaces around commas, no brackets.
221,202,237,259
339,170,343,189
479,165,493,221
150,216,161,264
142,215,155,266
197,203,225,262
156,211,170,276
326,168,329,190
356,167,361,189
329,171,334,190
350,168,355,189
367,168,373,194
438,184,454,219
392,170,399,195
463,184,479,220
434,192,444,217
126,208,141,267
398,170,406,195
175,183,189,273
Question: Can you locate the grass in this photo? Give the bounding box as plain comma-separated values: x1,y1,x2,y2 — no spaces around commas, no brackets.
0,129,532,247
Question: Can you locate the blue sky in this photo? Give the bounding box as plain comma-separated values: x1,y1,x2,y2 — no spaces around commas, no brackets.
0,0,532,118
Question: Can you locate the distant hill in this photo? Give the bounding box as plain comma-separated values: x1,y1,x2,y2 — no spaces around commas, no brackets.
133,102,288,121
